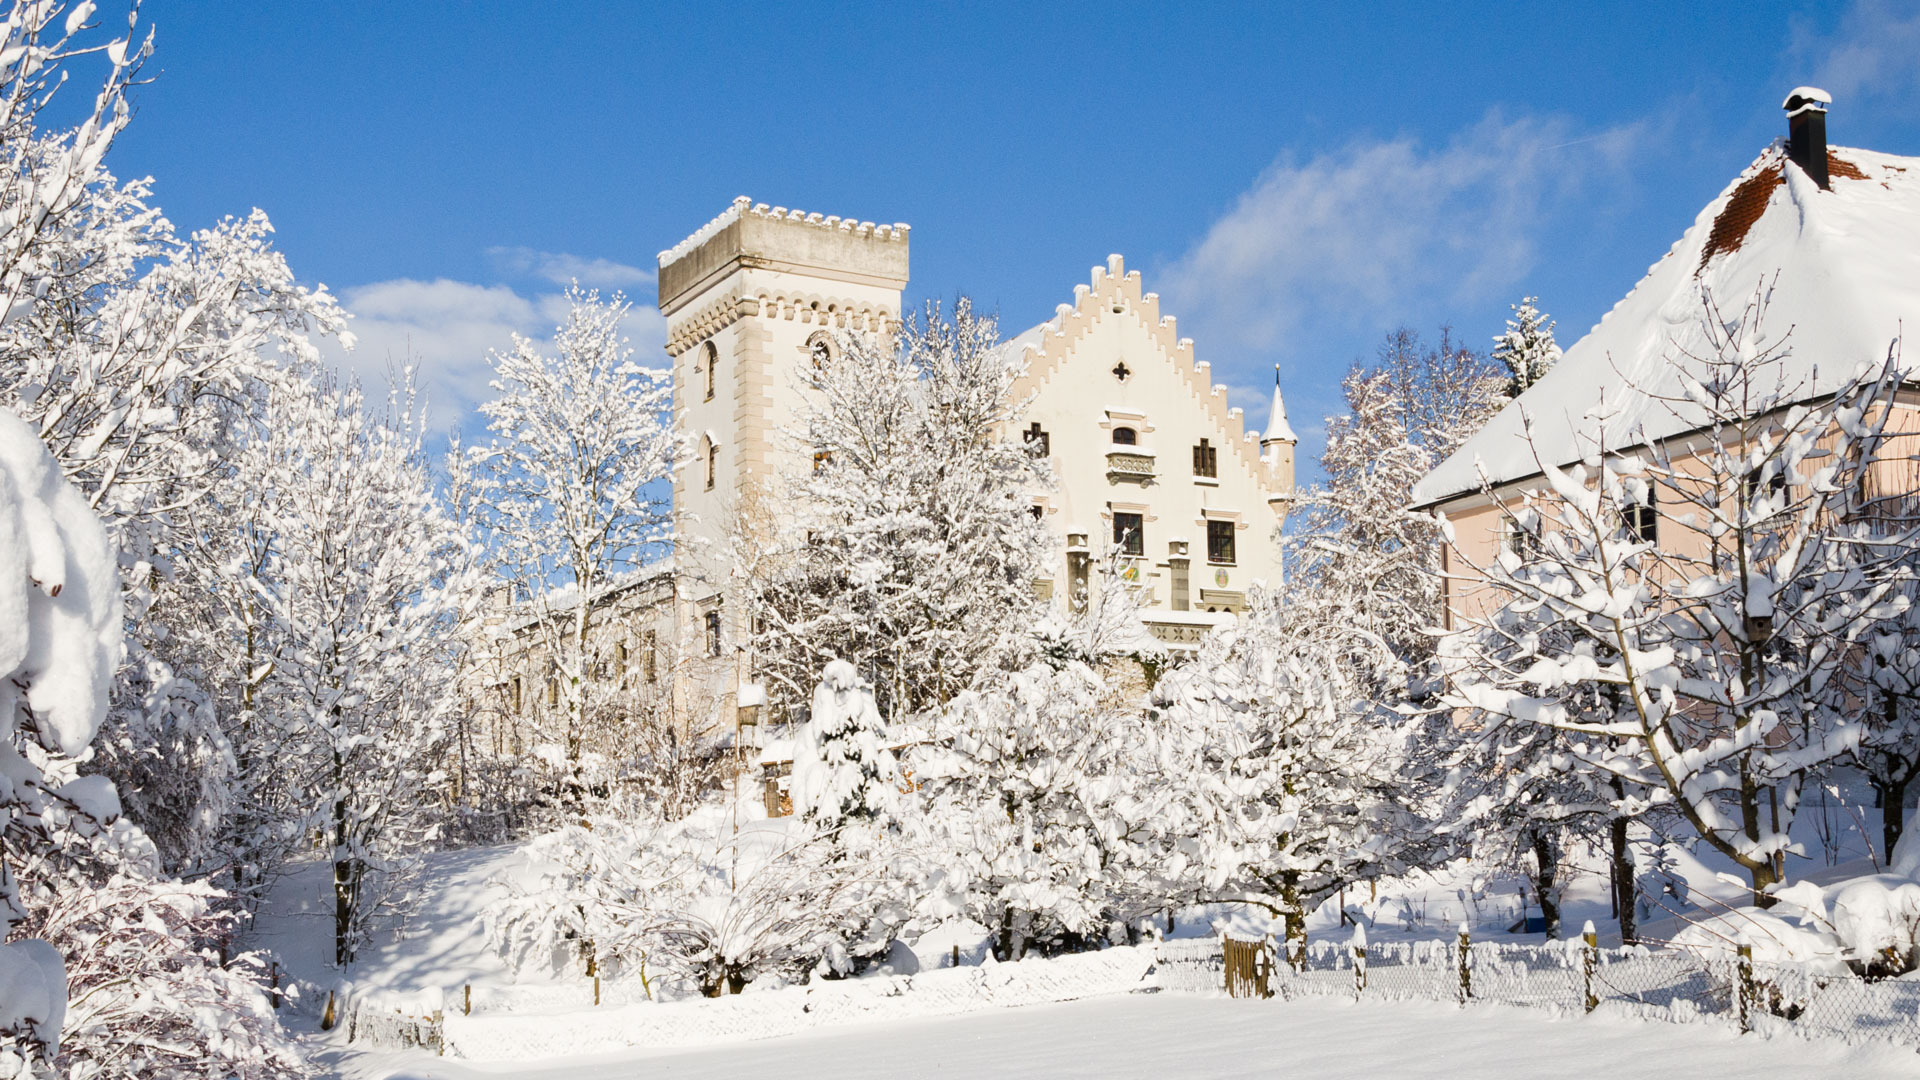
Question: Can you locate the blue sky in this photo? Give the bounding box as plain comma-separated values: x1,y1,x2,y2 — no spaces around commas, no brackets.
104,1,1920,478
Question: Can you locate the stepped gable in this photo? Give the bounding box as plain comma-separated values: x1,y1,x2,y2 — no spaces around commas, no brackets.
1006,254,1269,483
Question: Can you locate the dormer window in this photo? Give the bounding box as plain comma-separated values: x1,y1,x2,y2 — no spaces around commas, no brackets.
703,340,718,401
1112,426,1137,446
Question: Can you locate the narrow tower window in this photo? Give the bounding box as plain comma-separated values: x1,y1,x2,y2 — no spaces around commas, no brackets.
703,340,718,401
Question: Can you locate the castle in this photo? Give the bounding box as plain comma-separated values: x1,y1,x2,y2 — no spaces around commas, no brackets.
469,198,1302,749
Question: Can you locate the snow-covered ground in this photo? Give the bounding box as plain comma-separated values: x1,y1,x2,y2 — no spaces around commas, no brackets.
319,994,1918,1080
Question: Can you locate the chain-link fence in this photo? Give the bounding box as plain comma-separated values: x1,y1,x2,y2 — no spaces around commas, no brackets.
1168,933,1920,1049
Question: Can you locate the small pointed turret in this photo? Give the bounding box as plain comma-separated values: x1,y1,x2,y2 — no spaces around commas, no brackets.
1261,366,1297,448
1262,366,1297,520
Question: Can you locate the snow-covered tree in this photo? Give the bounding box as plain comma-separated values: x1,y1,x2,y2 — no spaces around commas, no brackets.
1490,296,1560,397
791,660,901,831
914,656,1158,958
1849,576,1920,859
744,299,1049,719
1440,291,1914,904
240,376,474,965
1150,587,1414,952
1288,327,1505,670
0,3,350,873
464,288,676,814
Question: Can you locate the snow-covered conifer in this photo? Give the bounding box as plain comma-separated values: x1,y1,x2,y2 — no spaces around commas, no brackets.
790,661,900,830
1490,296,1560,397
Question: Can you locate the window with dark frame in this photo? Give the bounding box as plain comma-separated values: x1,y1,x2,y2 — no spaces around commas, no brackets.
1113,511,1144,556
703,341,717,401
1193,439,1217,478
1207,519,1236,564
1626,488,1658,543
1025,422,1050,457
1111,426,1137,446
704,611,722,657
705,437,718,490
643,629,658,683
809,333,832,367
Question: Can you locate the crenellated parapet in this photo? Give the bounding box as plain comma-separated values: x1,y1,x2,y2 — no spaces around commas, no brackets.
1007,254,1270,485
658,196,911,316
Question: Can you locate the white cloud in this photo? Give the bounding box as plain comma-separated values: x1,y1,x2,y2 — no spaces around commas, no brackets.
1787,0,1920,105
486,245,655,290
317,276,668,435
1160,111,1639,357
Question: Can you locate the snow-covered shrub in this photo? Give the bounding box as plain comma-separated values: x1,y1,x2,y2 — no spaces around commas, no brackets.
489,810,907,998
915,659,1157,958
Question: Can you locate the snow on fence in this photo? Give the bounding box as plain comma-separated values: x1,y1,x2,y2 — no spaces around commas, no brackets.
1197,931,1920,1050
333,946,1158,1060
324,931,1920,1061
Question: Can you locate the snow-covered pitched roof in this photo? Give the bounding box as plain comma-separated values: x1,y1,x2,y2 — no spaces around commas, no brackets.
1412,142,1920,509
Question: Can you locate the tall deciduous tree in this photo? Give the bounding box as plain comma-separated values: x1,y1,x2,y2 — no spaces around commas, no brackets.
464,288,676,813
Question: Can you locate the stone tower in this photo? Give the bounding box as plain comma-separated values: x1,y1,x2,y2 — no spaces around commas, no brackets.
656,198,910,654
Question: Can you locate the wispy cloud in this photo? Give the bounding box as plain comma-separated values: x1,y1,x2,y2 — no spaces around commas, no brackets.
486,245,655,290
1786,0,1920,105
317,275,667,435
1160,111,1640,360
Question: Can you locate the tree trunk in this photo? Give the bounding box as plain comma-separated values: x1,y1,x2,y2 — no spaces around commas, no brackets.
1531,831,1560,938
1879,771,1910,866
1610,815,1636,945
1280,870,1307,966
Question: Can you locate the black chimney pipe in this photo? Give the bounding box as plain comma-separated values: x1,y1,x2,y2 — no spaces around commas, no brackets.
1783,87,1831,190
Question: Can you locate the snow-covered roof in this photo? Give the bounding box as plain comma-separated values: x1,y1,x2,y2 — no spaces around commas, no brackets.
1264,374,1297,444
1412,141,1920,509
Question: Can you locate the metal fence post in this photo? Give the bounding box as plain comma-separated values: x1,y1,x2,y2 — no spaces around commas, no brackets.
1736,943,1754,1033
1582,920,1599,1013
1351,924,1367,998
1457,922,1472,1005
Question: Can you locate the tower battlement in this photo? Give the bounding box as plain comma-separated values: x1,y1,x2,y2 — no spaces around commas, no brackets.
657,196,911,315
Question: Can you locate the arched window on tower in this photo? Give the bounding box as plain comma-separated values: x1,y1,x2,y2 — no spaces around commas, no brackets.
808,331,834,368
703,435,718,491
1111,426,1137,446
703,341,718,401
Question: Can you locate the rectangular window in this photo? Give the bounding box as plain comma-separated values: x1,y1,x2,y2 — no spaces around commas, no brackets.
1193,439,1217,478
1113,512,1144,556
643,629,658,683
510,675,523,715
1025,422,1050,457
1627,492,1657,543
1207,519,1236,564
705,611,722,657
614,641,628,681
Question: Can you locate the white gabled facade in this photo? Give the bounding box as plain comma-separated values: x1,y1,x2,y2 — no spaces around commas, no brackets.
1007,254,1296,649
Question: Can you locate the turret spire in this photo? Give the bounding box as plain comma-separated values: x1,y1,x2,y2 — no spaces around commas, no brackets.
1263,365,1297,445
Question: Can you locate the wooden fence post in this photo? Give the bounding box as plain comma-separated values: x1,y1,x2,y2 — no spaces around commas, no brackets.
1351,924,1367,998
463,983,471,1016
1736,943,1754,1033
431,1009,444,1057
1456,923,1472,1005
594,972,602,1006
321,989,336,1031
1582,920,1599,1013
